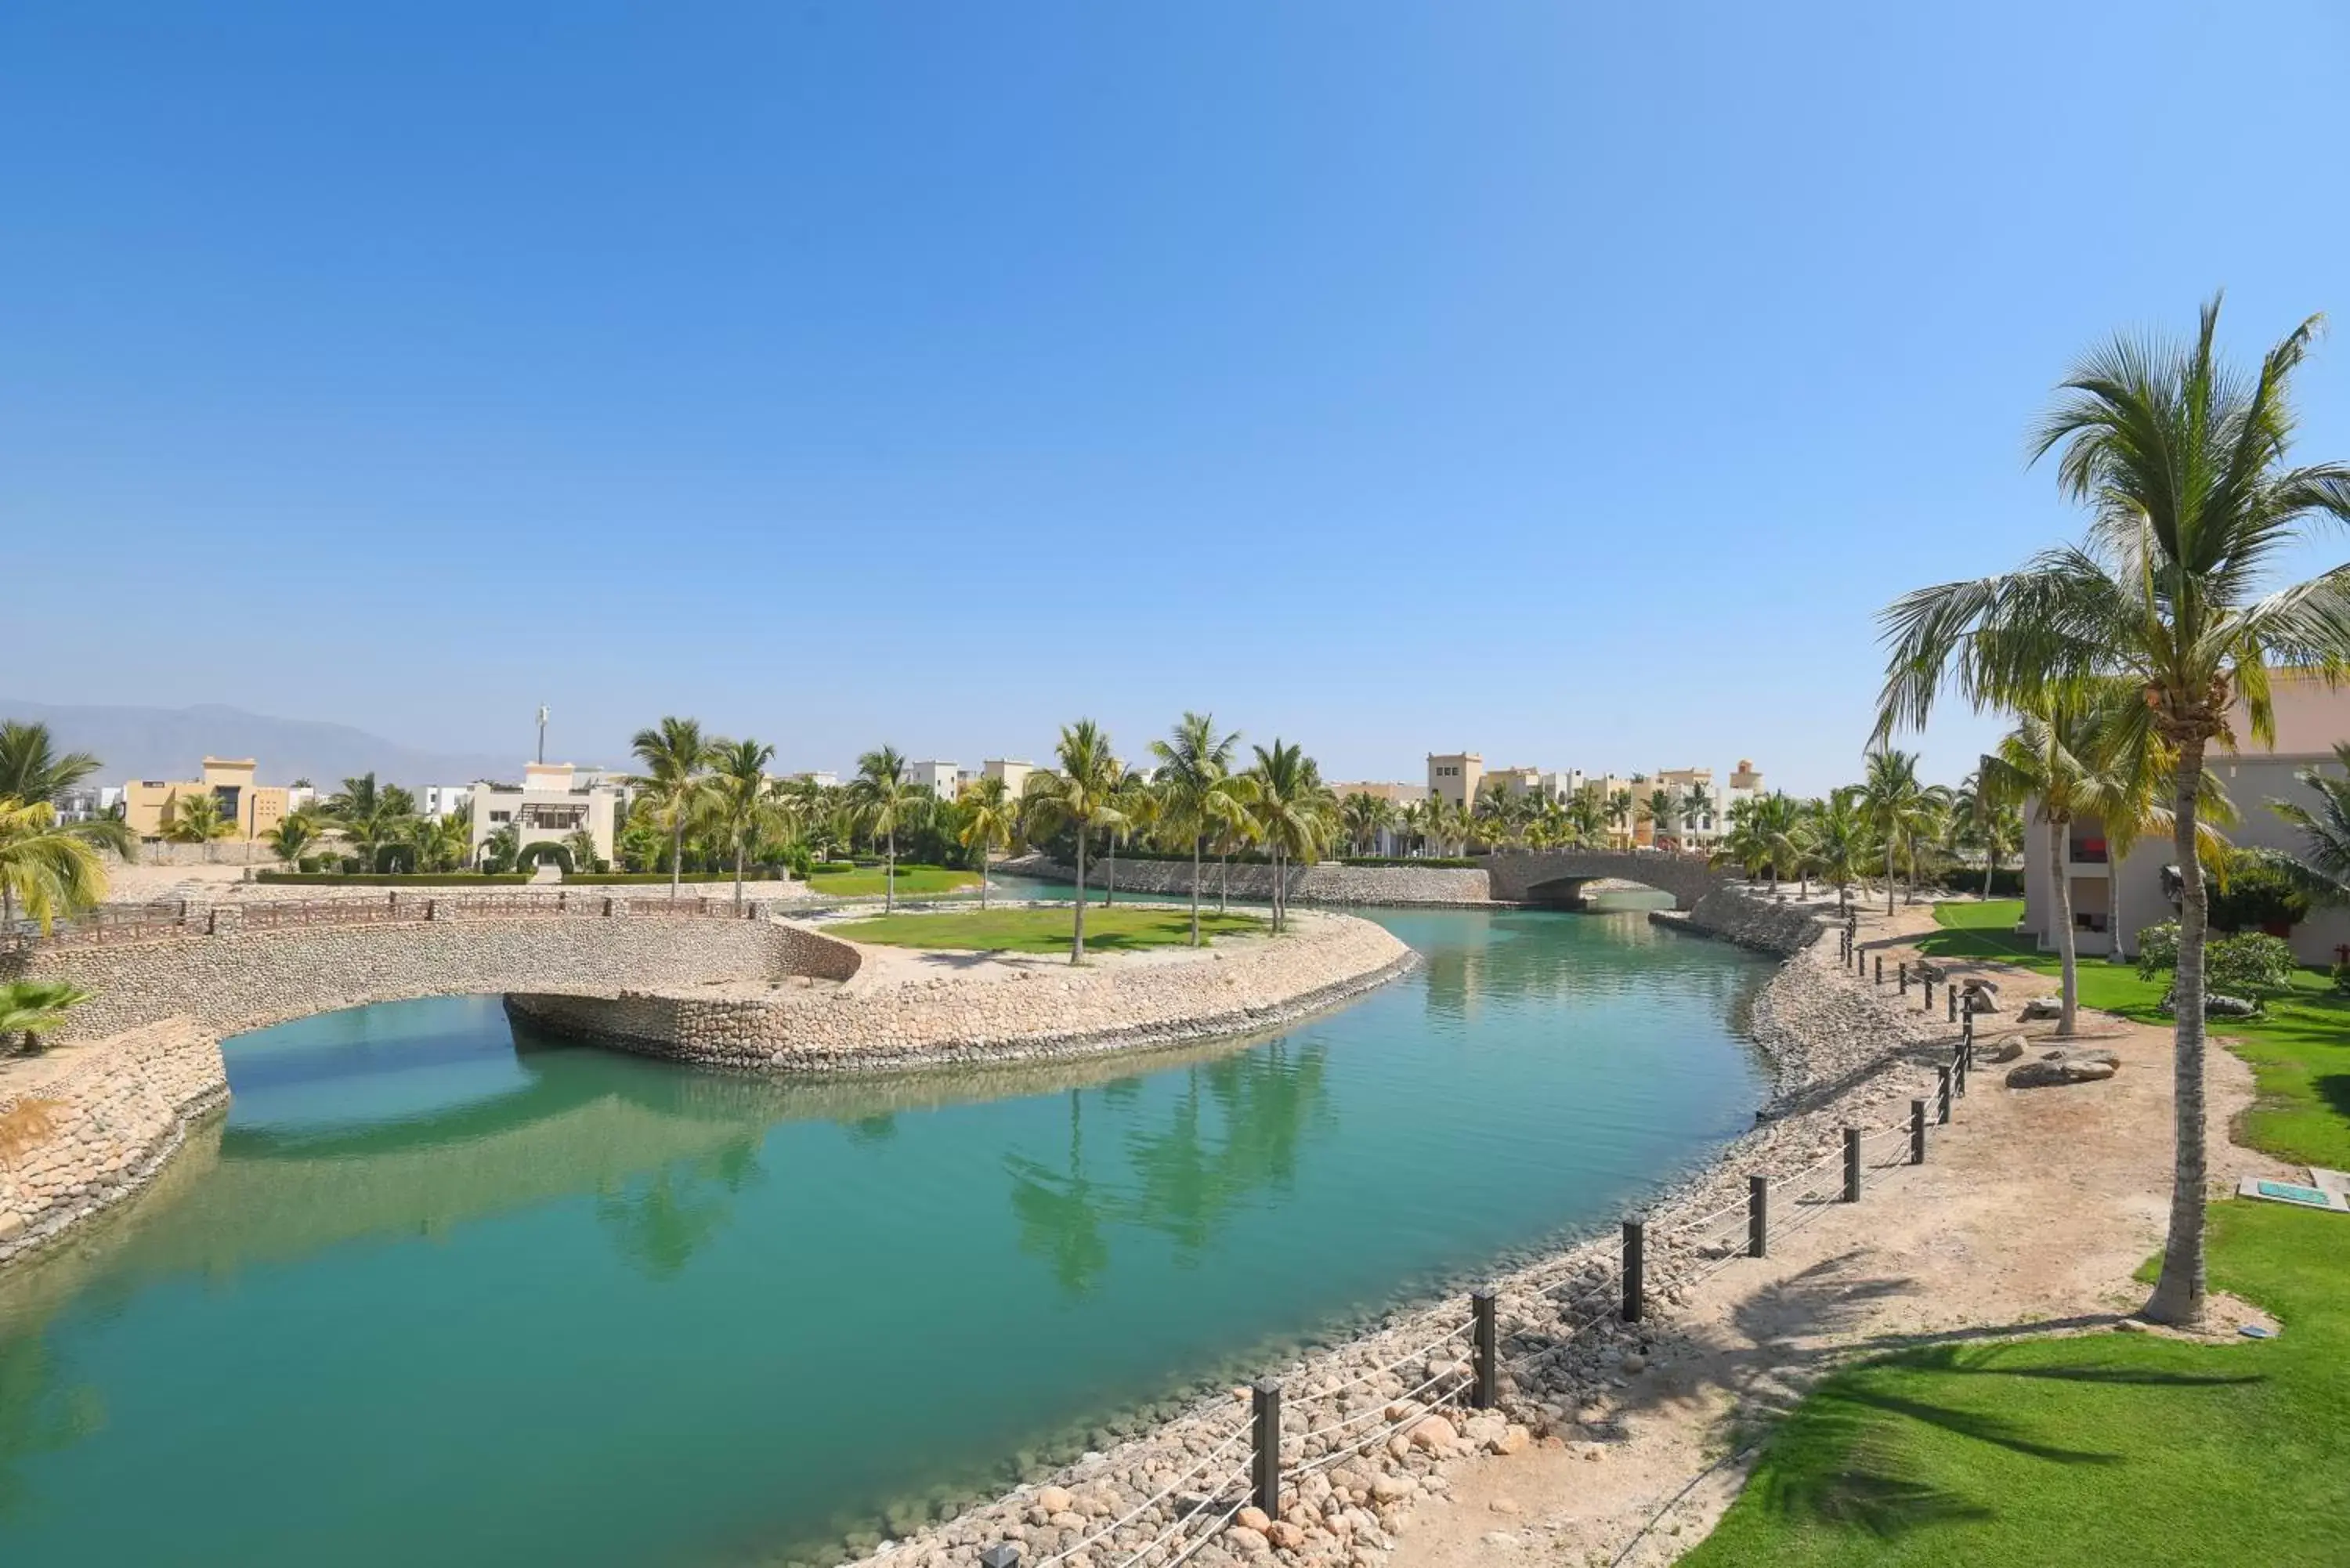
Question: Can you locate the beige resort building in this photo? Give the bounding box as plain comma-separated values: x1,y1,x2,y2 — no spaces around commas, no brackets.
2021,672,2350,966
123,757,292,847
468,762,619,868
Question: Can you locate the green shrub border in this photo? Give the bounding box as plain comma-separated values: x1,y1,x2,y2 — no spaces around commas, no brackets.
255,872,531,887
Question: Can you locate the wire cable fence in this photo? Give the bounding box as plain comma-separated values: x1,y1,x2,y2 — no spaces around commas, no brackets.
974,1041,1976,1568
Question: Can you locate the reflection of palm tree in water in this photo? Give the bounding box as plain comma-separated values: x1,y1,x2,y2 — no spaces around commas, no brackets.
1003,1044,1332,1297
0,1335,101,1519
593,1136,764,1280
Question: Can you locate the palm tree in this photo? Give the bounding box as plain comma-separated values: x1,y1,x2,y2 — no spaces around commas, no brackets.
1023,721,1127,962
264,807,326,867
1605,789,1635,849
1809,788,1875,912
851,746,924,915
0,722,103,807
1340,791,1397,858
325,772,418,875
0,800,114,932
1856,750,1938,915
1566,788,1608,849
1099,768,1155,908
1680,782,1715,848
1875,295,2350,1328
630,718,714,901
0,978,95,1056
957,775,1018,910
157,789,235,862
703,738,779,909
1643,787,1679,851
1245,739,1332,934
403,811,472,874
1151,714,1243,945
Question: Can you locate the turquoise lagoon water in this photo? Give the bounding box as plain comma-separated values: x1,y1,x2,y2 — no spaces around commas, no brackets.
0,903,1768,1567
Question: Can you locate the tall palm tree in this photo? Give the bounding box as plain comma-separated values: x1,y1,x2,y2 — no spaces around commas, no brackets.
0,722,103,806
1856,750,1937,916
1245,739,1332,934
326,772,418,875
1340,791,1397,858
956,775,1017,910
266,808,325,867
1605,789,1635,849
1150,713,1242,945
0,800,114,931
403,810,472,873
1099,768,1156,908
1808,788,1875,912
1681,782,1716,848
1876,295,2350,1328
631,718,714,901
1567,788,1608,849
851,746,925,915
1023,721,1126,962
1643,787,1679,851
0,978,95,1056
704,738,779,909
157,789,235,863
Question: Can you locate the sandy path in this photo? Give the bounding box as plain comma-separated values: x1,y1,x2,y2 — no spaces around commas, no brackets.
1384,901,2287,1568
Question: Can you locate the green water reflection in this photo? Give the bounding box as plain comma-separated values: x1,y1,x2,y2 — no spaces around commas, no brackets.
0,905,1766,1568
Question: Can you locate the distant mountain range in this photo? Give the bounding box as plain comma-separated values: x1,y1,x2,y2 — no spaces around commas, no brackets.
0,700,526,789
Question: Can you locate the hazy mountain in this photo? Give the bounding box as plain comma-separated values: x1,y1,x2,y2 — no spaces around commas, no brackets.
0,700,528,789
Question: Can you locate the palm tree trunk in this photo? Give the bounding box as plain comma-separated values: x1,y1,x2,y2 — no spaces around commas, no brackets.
2145,739,2211,1328
885,830,896,916
979,847,990,911
1104,835,1115,907
671,817,684,900
1189,836,1202,946
1884,840,1896,918
733,841,746,911
1071,826,1087,963
2050,816,2078,1038
1220,851,1229,914
1983,848,1996,901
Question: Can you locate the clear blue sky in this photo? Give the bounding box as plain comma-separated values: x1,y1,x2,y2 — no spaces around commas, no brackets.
9,2,2349,794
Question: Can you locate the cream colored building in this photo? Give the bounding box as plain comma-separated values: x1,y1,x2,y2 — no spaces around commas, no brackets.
468,762,619,867
1426,752,1484,807
124,758,291,845
2023,674,2350,964
982,759,1035,796
902,760,960,800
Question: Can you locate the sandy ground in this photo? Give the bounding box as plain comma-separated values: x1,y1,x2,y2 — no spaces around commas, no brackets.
1384,898,2287,1568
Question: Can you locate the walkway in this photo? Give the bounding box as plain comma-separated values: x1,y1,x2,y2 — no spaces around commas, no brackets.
1381,900,2283,1568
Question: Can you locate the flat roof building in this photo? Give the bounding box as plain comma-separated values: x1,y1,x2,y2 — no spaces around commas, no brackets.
468,762,619,869
123,757,291,845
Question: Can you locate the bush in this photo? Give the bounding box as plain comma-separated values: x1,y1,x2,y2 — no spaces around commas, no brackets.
2331,960,2350,996
1934,865,2024,898
516,841,575,875
2208,932,2297,995
255,872,531,887
2208,851,2312,934
2135,922,2180,980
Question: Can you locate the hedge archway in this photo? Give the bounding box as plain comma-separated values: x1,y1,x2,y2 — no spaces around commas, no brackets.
516,841,575,875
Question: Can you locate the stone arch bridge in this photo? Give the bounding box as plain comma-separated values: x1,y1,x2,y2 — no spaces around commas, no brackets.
1478,850,1727,911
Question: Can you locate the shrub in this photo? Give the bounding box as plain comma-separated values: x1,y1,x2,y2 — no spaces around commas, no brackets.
2208,851,2312,934
254,872,531,887
516,841,575,875
2135,922,2180,980
2331,960,2350,996
2207,932,2297,995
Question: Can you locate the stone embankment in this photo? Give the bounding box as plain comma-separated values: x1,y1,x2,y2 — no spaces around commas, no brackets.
11,908,815,1043
998,855,1492,907
0,1018,227,1268
840,885,1957,1568
508,910,1415,1073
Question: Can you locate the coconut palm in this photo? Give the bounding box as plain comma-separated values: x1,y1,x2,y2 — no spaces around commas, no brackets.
957,775,1018,910
1876,295,2350,1328
703,738,780,909
1680,782,1715,847
1149,713,1242,944
0,978,95,1056
0,800,114,932
850,746,926,915
403,810,473,874
1022,721,1127,961
1643,788,1679,851
264,810,322,866
0,722,103,807
631,718,714,901
1340,791,1397,858
1856,750,1939,915
157,789,235,862
1604,789,1635,849
325,773,418,875
1245,739,1332,934
1808,789,1875,912
1566,789,1608,849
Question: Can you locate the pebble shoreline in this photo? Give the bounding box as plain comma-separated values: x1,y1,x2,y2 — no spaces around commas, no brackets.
830,888,1956,1568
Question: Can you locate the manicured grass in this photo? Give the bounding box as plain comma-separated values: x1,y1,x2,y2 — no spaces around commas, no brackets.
1687,900,2350,1564
1682,1201,2350,1568
828,905,1264,954
801,865,980,898
1919,900,2350,1170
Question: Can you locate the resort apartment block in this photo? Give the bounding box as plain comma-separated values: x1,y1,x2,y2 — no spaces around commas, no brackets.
123,757,292,844
2021,674,2350,966
1423,751,1766,848
901,760,961,800
468,762,619,867
982,759,1036,796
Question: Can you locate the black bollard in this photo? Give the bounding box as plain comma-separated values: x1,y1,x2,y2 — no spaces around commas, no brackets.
1622,1219,1645,1324
1911,1099,1927,1164
1748,1175,1769,1259
1843,1127,1862,1201
1471,1289,1499,1409
1251,1382,1282,1513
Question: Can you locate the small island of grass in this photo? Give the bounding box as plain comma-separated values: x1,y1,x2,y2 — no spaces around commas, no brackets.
828,905,1266,954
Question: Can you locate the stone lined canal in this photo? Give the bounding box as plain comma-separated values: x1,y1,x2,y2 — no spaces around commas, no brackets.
0,902,1768,1567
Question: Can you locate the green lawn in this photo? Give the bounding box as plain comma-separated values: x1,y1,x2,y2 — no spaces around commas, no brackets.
1919,899,2350,1169
801,864,980,898
827,904,1265,954
1684,901,2350,1566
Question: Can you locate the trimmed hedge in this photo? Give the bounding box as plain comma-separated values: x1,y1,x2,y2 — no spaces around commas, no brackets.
255,872,531,887
1338,856,1479,869
569,869,793,885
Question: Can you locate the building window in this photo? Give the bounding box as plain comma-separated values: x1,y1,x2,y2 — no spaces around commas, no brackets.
490,811,512,823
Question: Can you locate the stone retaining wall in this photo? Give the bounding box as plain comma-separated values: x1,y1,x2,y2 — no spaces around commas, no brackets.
9,913,832,1042
0,1018,228,1267
1661,883,1831,956
1000,854,1491,906
508,911,1415,1073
